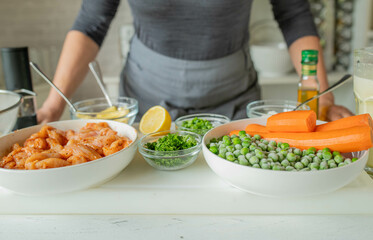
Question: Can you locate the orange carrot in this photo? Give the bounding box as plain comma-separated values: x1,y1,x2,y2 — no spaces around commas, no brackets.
316,113,372,132
266,110,317,133
229,130,242,137
245,124,268,134
262,126,373,153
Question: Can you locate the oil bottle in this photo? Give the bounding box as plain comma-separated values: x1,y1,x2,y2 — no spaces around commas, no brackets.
298,49,319,118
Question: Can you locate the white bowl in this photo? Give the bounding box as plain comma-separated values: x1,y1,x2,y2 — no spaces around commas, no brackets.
0,90,21,136
202,118,368,198
0,119,138,196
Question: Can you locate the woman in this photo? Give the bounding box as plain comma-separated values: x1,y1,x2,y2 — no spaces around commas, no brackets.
37,0,353,123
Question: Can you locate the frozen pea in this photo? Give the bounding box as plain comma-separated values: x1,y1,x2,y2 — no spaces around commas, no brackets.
242,141,251,148
249,156,259,165
294,162,304,170
316,152,323,159
226,152,233,157
238,155,249,166
223,139,231,146
281,143,290,150
267,145,275,152
329,162,337,168
277,142,283,147
334,155,344,164
300,168,310,171
249,144,257,151
344,158,352,164
280,150,288,157
218,153,226,159
219,143,226,149
309,162,319,170
209,146,218,154
287,153,297,162
276,147,282,153
268,152,279,162
286,166,295,171
319,161,328,170
231,134,238,139
209,143,217,147
252,163,260,168
253,134,261,140
238,130,246,137
245,153,253,160
269,140,277,147
261,139,269,144
242,137,251,142
313,156,321,164
235,144,242,150
260,158,269,165
226,154,235,162
322,151,332,160
293,148,302,156
333,151,341,157
233,150,241,157
261,163,271,169
327,160,336,166
226,146,235,152
352,157,358,162
287,148,293,153
338,162,346,167
256,151,265,160
272,165,283,171
240,147,249,155
306,147,317,155
302,150,307,157
322,147,331,153
301,158,309,167
219,148,227,154
281,159,290,167
258,143,267,151
233,160,238,163
232,138,241,145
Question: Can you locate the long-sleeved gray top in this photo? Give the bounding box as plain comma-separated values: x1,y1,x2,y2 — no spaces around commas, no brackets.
72,0,318,61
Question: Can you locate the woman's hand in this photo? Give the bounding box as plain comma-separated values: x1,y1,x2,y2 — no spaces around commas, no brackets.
319,93,353,122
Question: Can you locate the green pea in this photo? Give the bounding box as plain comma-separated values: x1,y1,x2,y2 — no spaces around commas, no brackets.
334,155,344,164
322,151,332,160
231,134,238,139
287,153,297,162
313,156,321,164
295,162,304,170
219,143,226,149
277,142,283,147
327,160,336,166
209,146,218,154
232,138,241,145
306,147,317,155
226,146,235,152
286,166,295,171
242,141,250,148
333,151,341,157
338,162,346,167
238,131,246,137
352,157,358,162
269,140,277,147
245,153,253,160
319,161,328,170
281,159,290,167
258,143,267,151
240,147,249,155
249,156,259,165
254,134,261,140
267,145,275,152
261,139,269,144
250,163,259,168
222,135,230,141
242,137,251,143
256,151,265,160
234,144,242,150
329,162,337,168
218,153,226,159
238,155,249,166
261,163,271,169
316,152,323,159
224,139,231,146
322,147,331,153
281,143,290,150
249,145,257,151
301,168,310,171
272,165,283,171
268,153,279,162
227,154,235,162
293,148,302,156
310,162,319,170
280,150,288,157
210,138,218,143
276,147,282,153
344,158,352,164
233,150,241,157
301,158,309,167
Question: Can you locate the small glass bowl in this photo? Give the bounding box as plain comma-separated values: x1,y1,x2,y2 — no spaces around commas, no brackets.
70,97,138,125
175,113,230,136
138,130,202,171
246,100,310,118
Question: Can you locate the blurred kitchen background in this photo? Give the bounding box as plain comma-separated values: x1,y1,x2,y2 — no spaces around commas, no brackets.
0,0,372,120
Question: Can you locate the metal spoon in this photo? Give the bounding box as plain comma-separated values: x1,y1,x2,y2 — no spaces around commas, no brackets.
294,74,352,111
29,62,78,113
88,60,114,107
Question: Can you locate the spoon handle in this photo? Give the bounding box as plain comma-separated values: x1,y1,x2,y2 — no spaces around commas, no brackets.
294,74,352,111
89,60,113,107
29,62,78,113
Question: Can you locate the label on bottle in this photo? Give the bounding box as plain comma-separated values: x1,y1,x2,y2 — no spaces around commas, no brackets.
302,65,317,76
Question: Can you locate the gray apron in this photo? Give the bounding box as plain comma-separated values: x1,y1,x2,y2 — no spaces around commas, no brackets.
120,36,260,121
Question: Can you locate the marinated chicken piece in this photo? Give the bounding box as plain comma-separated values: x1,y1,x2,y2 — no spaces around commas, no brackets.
33,158,70,169
61,140,102,161
67,155,88,165
24,137,48,150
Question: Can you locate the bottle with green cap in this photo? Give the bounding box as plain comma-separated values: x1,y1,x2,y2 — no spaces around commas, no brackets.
297,49,319,118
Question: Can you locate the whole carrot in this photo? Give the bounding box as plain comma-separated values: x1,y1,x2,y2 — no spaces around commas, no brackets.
245,124,268,134
263,125,373,153
267,110,316,133
316,113,372,132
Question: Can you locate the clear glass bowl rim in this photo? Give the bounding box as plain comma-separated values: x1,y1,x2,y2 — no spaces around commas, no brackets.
71,97,138,116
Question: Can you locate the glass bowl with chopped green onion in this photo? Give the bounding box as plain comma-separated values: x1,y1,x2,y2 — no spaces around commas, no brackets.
175,113,230,136
139,130,202,170
202,118,369,198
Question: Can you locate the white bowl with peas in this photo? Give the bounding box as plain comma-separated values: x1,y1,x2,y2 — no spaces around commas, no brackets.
202,118,369,198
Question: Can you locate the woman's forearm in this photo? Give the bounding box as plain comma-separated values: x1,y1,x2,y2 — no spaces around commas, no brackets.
42,30,99,115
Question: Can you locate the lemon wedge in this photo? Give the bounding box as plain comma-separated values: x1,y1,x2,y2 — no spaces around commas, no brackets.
139,105,172,134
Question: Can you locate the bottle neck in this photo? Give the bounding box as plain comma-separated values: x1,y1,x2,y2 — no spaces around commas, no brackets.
301,63,317,77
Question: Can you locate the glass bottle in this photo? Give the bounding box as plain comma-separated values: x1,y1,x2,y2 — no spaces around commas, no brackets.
297,50,319,118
